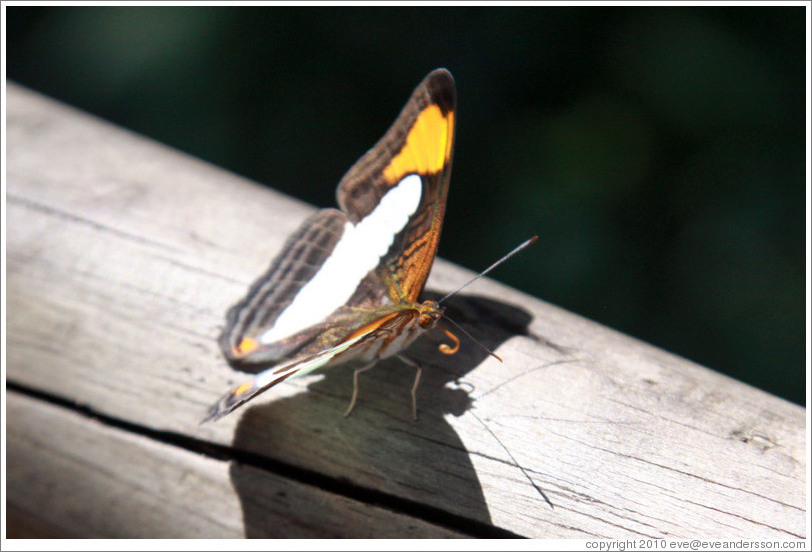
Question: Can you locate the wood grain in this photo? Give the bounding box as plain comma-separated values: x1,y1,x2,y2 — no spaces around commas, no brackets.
5,82,807,539
6,392,466,538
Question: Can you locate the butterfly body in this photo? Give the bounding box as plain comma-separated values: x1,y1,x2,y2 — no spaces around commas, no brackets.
205,69,456,422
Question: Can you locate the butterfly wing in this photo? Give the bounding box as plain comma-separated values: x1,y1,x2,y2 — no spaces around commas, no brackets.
337,68,456,303
206,306,422,422
205,328,370,423
219,69,456,371
219,209,348,367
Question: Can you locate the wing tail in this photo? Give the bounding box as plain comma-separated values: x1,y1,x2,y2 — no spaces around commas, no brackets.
201,371,294,424
203,331,368,423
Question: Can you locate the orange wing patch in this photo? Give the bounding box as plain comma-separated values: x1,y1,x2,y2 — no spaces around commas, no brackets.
233,337,259,357
233,381,253,395
383,105,454,184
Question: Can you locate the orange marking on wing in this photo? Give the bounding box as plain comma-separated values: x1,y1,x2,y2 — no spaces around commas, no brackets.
402,231,427,259
233,382,253,395
383,106,454,184
233,337,259,357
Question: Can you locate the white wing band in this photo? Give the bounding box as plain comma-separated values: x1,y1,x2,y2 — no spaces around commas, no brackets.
259,174,422,345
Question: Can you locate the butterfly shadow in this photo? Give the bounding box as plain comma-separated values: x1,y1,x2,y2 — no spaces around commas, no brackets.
226,291,534,537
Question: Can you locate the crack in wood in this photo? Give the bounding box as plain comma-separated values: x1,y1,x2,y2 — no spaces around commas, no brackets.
6,380,524,539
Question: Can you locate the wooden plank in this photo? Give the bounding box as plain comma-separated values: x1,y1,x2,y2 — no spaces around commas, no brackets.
5,82,807,539
5,391,467,538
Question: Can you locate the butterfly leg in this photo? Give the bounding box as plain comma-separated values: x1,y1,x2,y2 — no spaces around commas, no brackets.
344,362,377,418
396,354,423,421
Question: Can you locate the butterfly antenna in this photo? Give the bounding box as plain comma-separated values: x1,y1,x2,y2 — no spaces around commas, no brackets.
437,235,538,304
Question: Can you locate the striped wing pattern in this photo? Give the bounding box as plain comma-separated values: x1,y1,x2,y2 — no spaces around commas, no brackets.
207,69,456,421
337,68,455,302
205,306,429,422
219,209,349,367
204,329,368,423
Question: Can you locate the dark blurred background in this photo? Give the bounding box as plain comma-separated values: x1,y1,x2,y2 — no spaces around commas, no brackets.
6,7,807,405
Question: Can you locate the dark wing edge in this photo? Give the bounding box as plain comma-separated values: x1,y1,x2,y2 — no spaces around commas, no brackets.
204,315,390,423
336,68,457,302
218,209,347,367
336,68,455,222
218,69,457,371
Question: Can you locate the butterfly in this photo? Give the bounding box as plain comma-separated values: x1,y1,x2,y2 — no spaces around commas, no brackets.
204,69,460,423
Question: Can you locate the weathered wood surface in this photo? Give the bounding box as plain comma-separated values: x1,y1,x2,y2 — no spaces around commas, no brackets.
5,391,465,538
5,82,807,539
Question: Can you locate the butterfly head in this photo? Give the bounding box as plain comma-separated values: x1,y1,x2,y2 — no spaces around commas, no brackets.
417,300,444,329
417,300,461,356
